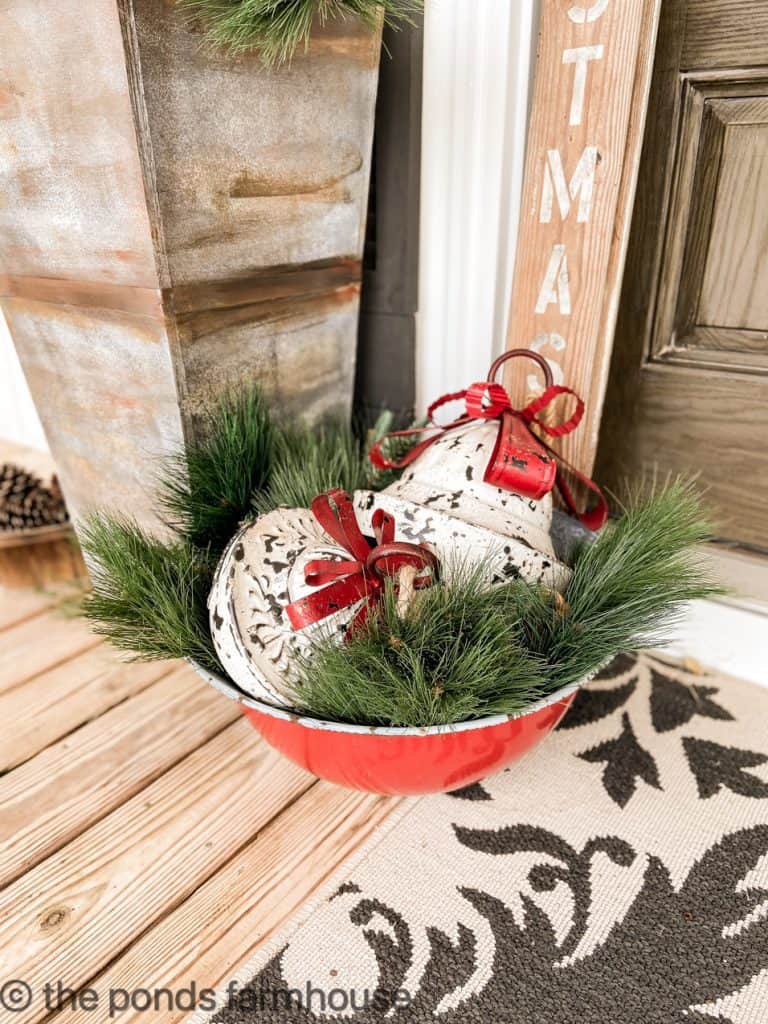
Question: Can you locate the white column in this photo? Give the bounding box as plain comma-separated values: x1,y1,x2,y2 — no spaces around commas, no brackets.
417,0,539,410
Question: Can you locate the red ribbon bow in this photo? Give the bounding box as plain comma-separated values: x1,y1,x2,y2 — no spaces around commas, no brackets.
285,489,439,637
369,349,608,531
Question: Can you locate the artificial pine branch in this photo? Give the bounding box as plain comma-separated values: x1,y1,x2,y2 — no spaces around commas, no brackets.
253,417,371,513
252,409,413,512
293,568,548,728
160,386,274,552
364,410,425,490
181,0,422,65
510,477,723,693
80,516,221,673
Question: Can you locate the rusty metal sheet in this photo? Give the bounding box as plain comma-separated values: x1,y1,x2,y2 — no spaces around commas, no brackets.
0,0,159,288
130,2,380,286
181,289,361,432
124,1,380,425
3,299,183,531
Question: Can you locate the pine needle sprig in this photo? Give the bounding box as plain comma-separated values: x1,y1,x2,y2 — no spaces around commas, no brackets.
253,408,414,512
254,417,371,512
181,0,423,65
364,410,425,490
80,515,221,673
500,478,723,693
294,566,548,728
160,386,274,553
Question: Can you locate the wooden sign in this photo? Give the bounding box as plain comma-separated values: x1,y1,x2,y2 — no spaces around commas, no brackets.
505,0,661,473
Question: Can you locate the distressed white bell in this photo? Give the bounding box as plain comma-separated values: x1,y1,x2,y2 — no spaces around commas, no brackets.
208,506,356,705
352,417,569,591
386,419,557,555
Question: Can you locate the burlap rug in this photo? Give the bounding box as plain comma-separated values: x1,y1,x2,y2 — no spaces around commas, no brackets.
191,653,768,1023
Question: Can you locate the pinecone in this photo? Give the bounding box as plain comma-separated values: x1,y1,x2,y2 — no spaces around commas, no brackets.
0,463,69,532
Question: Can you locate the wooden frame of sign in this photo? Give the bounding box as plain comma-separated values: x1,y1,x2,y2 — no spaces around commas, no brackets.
504,0,662,475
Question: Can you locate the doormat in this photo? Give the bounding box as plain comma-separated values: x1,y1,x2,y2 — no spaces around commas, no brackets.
190,653,768,1024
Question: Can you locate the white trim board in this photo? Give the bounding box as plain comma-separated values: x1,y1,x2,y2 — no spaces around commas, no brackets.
661,599,768,690
417,0,539,409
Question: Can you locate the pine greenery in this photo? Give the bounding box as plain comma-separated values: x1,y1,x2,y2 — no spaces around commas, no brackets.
160,386,274,551
507,478,721,694
252,410,409,512
255,418,370,513
295,479,723,727
81,516,220,672
181,0,423,65
293,568,548,728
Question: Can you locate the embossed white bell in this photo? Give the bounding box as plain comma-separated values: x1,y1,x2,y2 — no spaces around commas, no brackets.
352,417,566,590
209,505,347,705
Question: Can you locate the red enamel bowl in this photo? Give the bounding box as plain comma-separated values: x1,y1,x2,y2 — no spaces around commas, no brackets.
191,662,579,795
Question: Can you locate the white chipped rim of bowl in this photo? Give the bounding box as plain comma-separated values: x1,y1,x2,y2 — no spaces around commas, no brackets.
188,658,602,738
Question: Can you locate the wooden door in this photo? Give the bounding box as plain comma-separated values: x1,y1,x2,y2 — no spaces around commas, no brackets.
596,0,768,551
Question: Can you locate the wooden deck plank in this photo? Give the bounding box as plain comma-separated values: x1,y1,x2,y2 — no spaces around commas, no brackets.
0,720,314,1024
0,665,240,888
56,785,398,1024
0,611,100,695
0,585,57,632
0,646,174,773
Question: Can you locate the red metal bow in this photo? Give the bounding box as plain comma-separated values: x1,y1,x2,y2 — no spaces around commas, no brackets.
285,489,439,637
369,350,608,531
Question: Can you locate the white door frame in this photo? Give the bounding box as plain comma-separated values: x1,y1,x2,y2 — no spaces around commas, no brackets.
417,0,540,410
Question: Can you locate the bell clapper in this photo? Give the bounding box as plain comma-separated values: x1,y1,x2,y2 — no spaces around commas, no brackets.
396,563,418,619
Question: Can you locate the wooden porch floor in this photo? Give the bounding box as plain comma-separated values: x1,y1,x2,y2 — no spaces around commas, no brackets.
0,585,397,1023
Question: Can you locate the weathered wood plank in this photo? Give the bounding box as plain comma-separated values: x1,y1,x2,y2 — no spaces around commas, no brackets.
697,118,768,331
0,720,313,1024
595,0,689,489
0,611,100,695
504,0,660,472
0,646,171,773
0,665,238,887
56,785,398,1024
0,586,56,633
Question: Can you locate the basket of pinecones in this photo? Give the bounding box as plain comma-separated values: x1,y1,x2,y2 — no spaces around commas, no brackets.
0,461,85,588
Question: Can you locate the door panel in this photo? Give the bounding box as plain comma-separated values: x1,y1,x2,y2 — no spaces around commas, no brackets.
681,1,768,69
697,120,768,332
655,76,768,371
597,0,768,550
